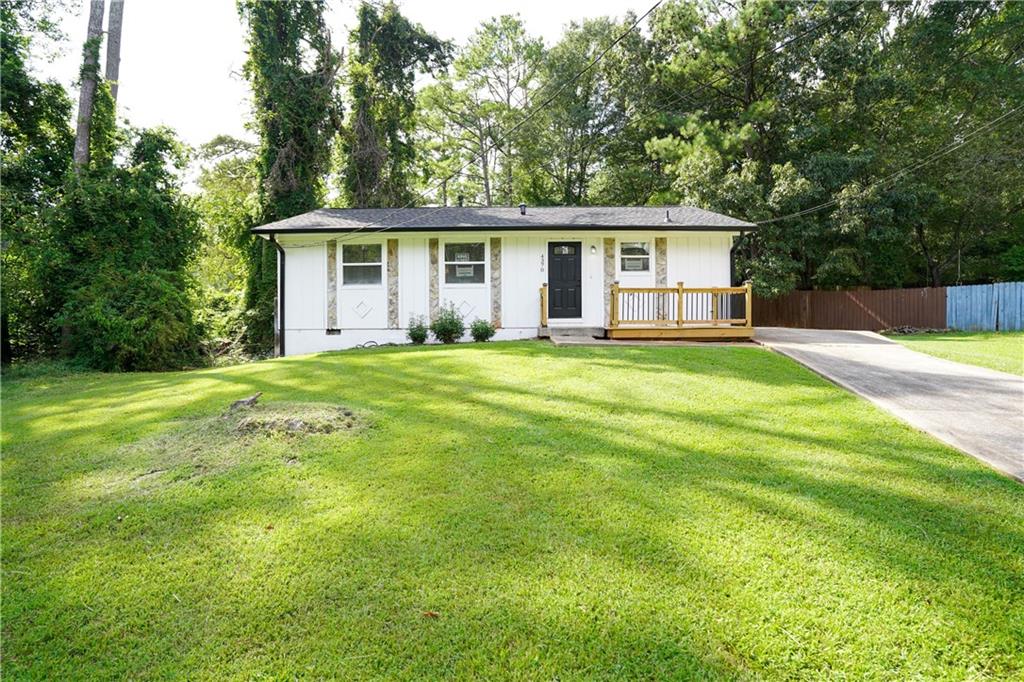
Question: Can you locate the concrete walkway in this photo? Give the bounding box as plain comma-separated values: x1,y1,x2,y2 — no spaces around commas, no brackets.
755,328,1024,481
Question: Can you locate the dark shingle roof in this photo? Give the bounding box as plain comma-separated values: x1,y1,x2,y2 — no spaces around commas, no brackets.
251,206,756,234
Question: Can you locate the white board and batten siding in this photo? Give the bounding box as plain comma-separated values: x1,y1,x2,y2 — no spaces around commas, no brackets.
277,230,738,356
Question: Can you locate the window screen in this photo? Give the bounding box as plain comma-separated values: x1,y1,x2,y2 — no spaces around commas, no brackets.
444,242,485,283
620,241,650,272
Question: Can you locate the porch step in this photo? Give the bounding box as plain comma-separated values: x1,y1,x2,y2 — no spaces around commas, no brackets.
545,326,606,340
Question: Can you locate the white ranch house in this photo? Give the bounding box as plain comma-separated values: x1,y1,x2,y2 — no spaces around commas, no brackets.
252,205,757,356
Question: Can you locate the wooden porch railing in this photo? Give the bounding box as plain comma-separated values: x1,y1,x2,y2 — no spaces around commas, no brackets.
539,283,549,327
609,281,752,328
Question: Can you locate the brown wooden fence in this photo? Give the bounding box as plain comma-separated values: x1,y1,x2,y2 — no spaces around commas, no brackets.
753,287,947,330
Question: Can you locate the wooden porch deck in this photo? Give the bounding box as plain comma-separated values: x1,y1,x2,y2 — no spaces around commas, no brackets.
541,282,754,341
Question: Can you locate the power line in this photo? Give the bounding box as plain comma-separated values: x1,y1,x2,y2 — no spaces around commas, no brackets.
757,104,1023,225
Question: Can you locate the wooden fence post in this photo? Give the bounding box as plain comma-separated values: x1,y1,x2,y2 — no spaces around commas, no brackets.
610,281,620,328
676,281,684,326
540,284,548,327
744,281,753,328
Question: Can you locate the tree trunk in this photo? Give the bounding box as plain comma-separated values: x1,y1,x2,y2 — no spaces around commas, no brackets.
105,0,124,103
73,0,105,171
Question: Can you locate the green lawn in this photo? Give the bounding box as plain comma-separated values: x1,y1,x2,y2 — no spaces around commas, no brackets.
3,342,1023,679
890,330,1024,376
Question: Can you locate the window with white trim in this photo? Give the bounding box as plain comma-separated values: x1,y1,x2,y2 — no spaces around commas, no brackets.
620,241,650,272
444,242,485,284
341,243,383,285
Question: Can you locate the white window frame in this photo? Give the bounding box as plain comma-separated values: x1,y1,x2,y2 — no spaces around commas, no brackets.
442,239,487,287
340,241,385,289
619,240,651,273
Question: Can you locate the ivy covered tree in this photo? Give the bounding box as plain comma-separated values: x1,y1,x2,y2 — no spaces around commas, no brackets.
48,126,203,371
238,0,342,352
339,0,450,208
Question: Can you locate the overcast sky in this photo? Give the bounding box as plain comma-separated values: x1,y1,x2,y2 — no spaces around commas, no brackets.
32,0,654,149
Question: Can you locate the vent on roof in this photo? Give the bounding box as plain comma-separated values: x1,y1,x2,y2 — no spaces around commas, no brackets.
519,203,526,215
665,209,671,223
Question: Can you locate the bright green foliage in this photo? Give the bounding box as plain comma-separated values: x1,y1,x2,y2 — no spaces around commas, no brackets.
416,15,542,207
3,344,1023,677
646,0,1023,292
469,318,496,342
339,1,449,208
2,1,203,370
193,135,259,359
414,77,498,206
890,330,1024,376
0,1,74,360
46,127,202,370
406,315,428,344
429,302,465,343
60,267,200,371
413,2,1021,292
238,0,342,351
529,19,624,205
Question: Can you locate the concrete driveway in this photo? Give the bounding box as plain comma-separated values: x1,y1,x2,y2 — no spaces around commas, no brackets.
755,328,1024,481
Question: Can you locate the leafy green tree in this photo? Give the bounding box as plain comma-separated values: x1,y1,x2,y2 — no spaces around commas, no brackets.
340,1,450,208
48,127,203,370
588,10,666,206
193,135,258,357
872,1,1024,286
645,0,880,293
0,0,74,361
238,0,342,351
529,18,624,205
457,15,544,205
414,77,499,206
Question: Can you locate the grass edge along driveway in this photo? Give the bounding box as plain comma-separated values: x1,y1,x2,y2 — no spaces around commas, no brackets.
3,341,1023,680
889,330,1024,376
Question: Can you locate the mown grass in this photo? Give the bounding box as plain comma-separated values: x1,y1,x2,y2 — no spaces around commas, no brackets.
3,341,1022,679
889,330,1024,376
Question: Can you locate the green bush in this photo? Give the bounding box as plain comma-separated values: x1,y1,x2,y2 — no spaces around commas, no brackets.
470,318,496,342
407,315,428,344
429,304,465,344
58,268,201,371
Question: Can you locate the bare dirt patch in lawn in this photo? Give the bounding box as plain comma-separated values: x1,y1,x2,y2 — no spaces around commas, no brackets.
113,401,367,495
233,403,361,437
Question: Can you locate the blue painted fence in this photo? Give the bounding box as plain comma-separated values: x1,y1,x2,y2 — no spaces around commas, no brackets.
947,282,1024,331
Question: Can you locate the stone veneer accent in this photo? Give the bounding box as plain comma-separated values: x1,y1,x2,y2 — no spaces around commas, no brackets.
428,238,439,321
387,239,399,328
490,237,502,327
603,237,616,327
655,237,668,287
326,239,338,328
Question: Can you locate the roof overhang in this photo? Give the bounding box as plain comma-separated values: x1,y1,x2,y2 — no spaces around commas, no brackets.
253,223,755,235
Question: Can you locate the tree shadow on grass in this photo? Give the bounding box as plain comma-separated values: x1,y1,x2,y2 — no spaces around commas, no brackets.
4,341,1024,678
